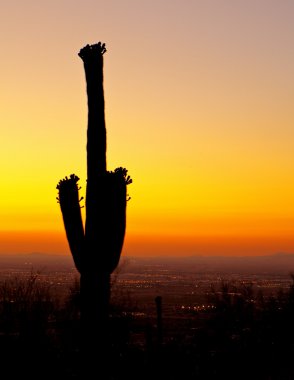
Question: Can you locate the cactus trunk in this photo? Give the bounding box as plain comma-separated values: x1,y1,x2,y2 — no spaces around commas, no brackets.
80,44,110,332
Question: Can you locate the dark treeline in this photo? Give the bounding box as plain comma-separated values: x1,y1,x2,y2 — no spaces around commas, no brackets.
1,272,294,379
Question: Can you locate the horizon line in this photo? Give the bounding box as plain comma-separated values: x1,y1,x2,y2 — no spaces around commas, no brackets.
0,251,294,259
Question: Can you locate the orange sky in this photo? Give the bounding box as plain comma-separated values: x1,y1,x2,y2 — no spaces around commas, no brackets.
1,1,294,257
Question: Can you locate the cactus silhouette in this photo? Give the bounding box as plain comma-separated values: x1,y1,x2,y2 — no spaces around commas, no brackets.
56,42,132,367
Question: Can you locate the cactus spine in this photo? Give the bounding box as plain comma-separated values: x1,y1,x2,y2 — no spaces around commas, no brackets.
56,42,131,351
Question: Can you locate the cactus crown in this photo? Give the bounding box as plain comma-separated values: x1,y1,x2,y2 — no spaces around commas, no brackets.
56,174,84,205
78,42,107,61
111,167,133,185
56,174,80,191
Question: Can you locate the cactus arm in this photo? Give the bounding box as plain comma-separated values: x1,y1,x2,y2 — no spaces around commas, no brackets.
56,174,84,272
84,169,130,273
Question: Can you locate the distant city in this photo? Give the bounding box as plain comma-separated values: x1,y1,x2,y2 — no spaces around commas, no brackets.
0,252,294,316
0,249,294,362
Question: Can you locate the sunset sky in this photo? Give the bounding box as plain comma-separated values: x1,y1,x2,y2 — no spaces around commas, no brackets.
1,0,294,257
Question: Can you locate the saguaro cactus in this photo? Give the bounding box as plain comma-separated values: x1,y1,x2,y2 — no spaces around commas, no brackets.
56,42,132,349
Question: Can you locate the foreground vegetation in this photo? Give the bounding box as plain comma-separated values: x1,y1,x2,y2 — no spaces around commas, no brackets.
1,272,294,379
